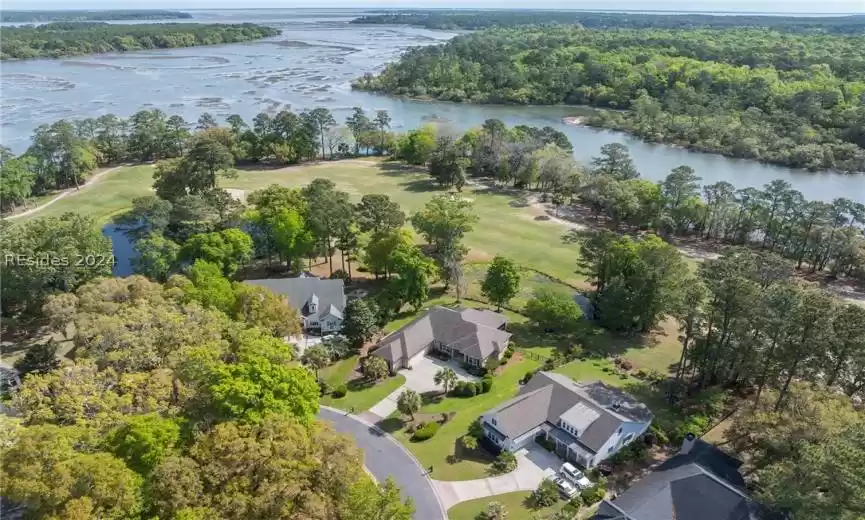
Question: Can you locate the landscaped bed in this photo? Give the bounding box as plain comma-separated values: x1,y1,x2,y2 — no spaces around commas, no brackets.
387,356,541,481
319,355,406,412
446,490,565,520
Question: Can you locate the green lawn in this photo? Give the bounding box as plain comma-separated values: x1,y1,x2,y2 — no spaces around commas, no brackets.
318,355,406,412
447,491,564,520
388,356,540,481
15,165,156,224
464,262,580,310
17,159,586,285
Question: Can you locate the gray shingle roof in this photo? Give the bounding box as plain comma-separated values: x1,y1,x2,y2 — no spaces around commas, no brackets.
371,306,510,365
604,463,763,520
486,372,653,452
594,440,773,520
244,278,345,320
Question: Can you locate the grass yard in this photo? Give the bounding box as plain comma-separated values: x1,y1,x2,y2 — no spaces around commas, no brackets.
15,165,156,224
17,159,586,285
464,262,581,310
318,355,406,412
387,356,540,481
447,491,564,520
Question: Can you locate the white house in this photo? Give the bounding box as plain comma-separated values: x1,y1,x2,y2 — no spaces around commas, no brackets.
244,276,346,334
480,372,653,468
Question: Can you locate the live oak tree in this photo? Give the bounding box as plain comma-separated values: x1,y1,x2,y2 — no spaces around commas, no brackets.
133,233,180,281
389,244,437,311
179,228,253,276
0,213,113,315
361,355,390,381
301,345,330,379
232,283,301,338
481,255,521,311
410,193,479,255
524,287,584,332
356,193,405,234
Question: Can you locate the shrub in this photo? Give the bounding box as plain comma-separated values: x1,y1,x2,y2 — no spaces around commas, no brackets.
477,501,508,520
649,422,670,446
619,359,634,370
453,381,478,397
500,357,509,366
521,371,536,384
491,451,517,474
318,380,330,396
580,483,606,506
503,347,514,360
481,375,494,393
473,381,485,395
531,478,560,507
668,415,711,445
330,269,350,281
441,412,451,424
331,384,348,398
485,357,500,373
412,422,440,441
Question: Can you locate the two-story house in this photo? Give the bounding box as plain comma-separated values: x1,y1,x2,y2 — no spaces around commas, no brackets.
369,305,511,372
244,276,346,334
480,372,653,468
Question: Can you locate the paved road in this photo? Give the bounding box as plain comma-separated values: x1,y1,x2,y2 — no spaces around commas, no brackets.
317,407,446,520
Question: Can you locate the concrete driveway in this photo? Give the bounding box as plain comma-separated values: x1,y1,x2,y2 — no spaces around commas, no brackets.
368,355,479,419
433,445,561,509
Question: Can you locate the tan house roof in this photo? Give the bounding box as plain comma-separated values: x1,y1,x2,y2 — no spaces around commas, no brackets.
371,306,510,365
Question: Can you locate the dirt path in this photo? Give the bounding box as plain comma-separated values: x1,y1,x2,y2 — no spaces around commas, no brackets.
5,165,127,221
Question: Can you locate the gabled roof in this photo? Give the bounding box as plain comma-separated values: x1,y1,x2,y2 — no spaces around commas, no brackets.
371,306,510,364
244,278,345,319
600,463,763,520
594,439,773,520
485,372,653,452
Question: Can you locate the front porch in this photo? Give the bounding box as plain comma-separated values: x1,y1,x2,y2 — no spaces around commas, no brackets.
429,341,485,369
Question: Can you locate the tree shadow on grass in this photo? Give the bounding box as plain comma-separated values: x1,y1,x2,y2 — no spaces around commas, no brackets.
399,178,445,193
377,416,406,434
376,162,427,177
421,390,445,406
445,438,496,466
347,378,376,392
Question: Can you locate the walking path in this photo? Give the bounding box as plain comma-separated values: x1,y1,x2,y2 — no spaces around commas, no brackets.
432,447,560,509
317,406,447,519
5,165,127,220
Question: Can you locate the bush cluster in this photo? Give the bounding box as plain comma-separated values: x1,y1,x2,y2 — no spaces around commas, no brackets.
331,384,348,398
411,421,440,441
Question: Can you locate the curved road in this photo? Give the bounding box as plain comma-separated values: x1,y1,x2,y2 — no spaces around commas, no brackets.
318,407,446,520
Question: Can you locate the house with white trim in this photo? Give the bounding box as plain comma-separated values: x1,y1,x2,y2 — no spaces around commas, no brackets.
480,372,653,468
244,276,346,334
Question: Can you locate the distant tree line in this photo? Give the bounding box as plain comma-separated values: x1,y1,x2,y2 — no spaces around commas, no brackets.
1,22,279,60
354,26,865,172
351,10,865,34
0,106,390,213
0,10,193,23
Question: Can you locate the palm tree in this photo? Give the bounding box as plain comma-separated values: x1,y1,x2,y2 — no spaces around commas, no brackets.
434,367,458,394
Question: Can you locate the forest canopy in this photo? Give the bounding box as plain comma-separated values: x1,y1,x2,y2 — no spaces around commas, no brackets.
351,10,865,34
354,26,865,172
0,10,193,23
1,22,280,60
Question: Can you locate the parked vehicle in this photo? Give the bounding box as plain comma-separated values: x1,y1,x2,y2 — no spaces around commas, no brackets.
560,462,593,490
553,476,580,499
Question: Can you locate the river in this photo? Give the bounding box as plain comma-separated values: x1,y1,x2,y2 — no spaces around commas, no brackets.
1,8,862,204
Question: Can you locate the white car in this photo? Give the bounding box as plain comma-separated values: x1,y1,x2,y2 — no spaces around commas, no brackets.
560,462,592,490
552,476,579,499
